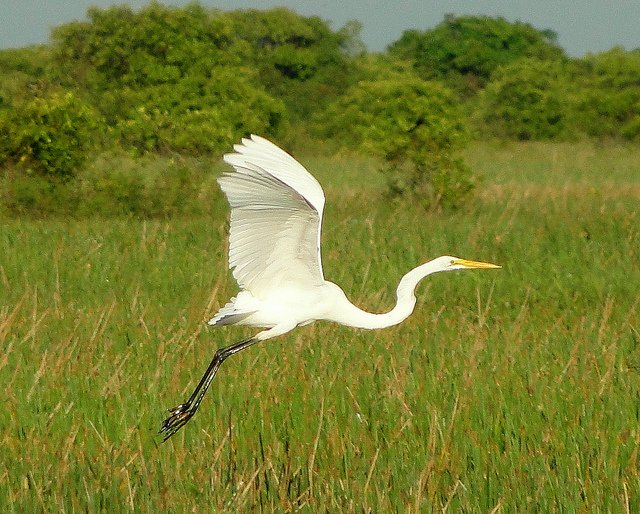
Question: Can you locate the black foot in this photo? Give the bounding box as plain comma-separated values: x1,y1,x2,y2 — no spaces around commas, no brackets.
159,402,196,441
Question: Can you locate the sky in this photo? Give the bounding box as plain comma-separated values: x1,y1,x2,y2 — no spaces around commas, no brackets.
1,0,639,57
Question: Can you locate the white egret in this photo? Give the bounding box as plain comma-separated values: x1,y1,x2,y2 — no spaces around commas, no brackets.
160,135,500,440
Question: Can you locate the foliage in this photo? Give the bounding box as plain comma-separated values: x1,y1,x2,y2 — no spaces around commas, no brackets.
108,68,284,155
0,46,57,109
223,7,346,82
52,3,239,91
222,7,357,121
75,153,221,217
0,89,102,178
478,58,570,140
0,152,222,217
2,5,639,216
571,48,640,140
345,53,419,84
51,3,285,154
50,3,355,144
389,15,565,95
318,77,475,209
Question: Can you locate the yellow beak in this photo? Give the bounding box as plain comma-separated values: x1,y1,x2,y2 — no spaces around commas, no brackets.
453,258,502,269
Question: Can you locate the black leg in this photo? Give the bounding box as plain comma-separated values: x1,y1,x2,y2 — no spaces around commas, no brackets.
160,336,259,441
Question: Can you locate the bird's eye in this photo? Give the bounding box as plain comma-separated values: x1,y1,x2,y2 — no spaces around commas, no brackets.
450,259,456,265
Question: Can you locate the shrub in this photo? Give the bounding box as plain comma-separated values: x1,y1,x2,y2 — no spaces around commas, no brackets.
1,172,80,216
389,15,565,96
51,5,287,155
0,90,101,178
0,151,222,218
479,58,570,140
76,153,220,217
110,68,284,155
571,48,640,140
317,77,475,209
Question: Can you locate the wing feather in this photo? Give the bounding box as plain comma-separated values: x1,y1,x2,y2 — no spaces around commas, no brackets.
217,135,326,295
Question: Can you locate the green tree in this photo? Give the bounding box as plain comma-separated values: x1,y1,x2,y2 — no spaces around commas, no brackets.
0,46,57,109
51,3,284,154
52,3,239,91
110,67,284,154
223,7,357,121
571,48,640,140
48,3,364,153
318,78,475,209
479,58,570,140
389,15,565,96
224,7,346,81
0,89,101,178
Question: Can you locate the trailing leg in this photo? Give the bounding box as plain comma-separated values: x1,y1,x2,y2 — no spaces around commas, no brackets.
159,336,259,441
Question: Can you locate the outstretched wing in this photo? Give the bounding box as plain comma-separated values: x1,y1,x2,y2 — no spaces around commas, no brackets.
217,135,326,295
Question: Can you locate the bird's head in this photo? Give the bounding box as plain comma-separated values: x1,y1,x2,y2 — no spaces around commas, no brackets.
437,255,502,272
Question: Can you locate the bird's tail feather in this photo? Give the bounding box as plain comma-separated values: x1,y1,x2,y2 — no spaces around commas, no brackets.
208,294,257,326
209,312,254,326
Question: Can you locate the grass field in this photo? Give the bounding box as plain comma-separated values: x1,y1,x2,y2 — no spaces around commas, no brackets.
1,141,639,512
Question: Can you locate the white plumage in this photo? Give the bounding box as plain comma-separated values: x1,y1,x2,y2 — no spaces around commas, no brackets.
218,136,324,294
160,134,500,441
209,136,326,329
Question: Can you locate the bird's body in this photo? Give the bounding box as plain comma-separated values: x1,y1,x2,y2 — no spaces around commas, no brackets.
160,135,500,440
211,283,341,331
211,258,469,334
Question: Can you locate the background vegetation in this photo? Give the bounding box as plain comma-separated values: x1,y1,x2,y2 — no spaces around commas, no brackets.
1,3,639,511
1,2,639,214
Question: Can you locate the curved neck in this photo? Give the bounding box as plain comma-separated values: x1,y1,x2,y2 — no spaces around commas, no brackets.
331,261,443,330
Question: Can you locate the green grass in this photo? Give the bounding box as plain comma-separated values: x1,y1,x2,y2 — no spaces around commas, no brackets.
1,141,639,512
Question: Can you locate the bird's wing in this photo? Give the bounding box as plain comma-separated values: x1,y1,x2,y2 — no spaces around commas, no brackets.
217,135,326,295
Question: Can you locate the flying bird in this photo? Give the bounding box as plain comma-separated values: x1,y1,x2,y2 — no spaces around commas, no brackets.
160,135,500,440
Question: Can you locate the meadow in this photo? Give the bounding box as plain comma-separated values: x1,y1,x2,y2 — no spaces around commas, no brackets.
1,141,639,512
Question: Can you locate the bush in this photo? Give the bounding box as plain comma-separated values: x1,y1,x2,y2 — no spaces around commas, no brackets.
110,68,284,155
389,15,565,96
0,90,101,178
317,77,475,209
51,5,288,155
76,153,220,217
571,48,640,140
0,151,222,218
0,172,80,216
478,58,570,140
0,46,56,108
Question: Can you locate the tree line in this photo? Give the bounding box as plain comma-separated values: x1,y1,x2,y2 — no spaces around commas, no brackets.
0,3,638,214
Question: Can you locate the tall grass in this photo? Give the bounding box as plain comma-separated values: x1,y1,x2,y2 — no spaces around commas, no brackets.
1,142,639,511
